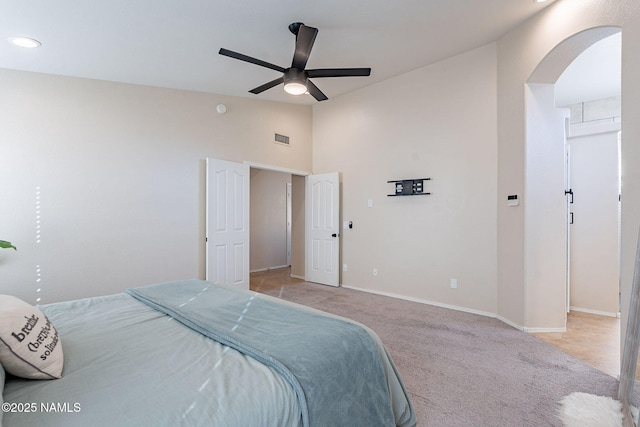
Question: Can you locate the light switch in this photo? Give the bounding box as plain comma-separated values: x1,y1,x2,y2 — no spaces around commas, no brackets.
367,199,373,208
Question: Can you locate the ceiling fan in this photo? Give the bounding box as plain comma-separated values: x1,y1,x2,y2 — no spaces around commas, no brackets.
219,22,371,101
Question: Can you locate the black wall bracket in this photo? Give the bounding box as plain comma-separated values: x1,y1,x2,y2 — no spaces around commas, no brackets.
387,178,431,196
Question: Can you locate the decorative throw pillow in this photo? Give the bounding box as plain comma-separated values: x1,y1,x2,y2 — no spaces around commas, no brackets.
0,295,63,379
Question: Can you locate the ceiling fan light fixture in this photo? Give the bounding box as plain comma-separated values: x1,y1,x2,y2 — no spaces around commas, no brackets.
284,81,307,95
283,68,308,96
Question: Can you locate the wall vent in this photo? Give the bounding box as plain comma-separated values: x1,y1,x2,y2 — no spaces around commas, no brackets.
274,133,290,146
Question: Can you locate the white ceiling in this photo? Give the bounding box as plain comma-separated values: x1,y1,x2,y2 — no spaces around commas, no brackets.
0,0,562,105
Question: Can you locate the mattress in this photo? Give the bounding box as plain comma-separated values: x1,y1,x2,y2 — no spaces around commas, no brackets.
3,292,301,427
2,280,415,427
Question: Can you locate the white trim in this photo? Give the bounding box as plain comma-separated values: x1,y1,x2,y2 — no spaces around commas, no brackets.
570,306,620,318
244,161,311,177
250,265,290,274
567,119,621,139
496,315,525,331
286,182,292,266
341,285,497,319
523,326,567,333
290,274,305,281
339,285,573,333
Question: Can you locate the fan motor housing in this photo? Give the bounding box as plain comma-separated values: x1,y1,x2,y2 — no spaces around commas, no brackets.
284,68,308,84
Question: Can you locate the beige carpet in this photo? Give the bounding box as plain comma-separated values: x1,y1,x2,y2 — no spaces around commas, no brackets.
261,282,640,427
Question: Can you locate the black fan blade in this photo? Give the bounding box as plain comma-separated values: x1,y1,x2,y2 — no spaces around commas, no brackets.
249,77,285,94
307,68,371,78
291,24,318,70
306,80,328,102
219,48,285,73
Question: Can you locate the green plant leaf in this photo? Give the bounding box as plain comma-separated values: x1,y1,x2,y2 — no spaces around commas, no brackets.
0,240,17,250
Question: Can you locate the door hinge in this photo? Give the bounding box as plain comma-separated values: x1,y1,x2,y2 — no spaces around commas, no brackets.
564,189,574,204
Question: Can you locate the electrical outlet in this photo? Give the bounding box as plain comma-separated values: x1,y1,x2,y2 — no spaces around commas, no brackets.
450,279,457,289
343,264,348,272
373,268,378,276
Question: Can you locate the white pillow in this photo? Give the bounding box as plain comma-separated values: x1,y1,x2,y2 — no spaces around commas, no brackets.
0,295,63,379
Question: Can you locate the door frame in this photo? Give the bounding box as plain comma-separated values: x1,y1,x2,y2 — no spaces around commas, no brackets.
244,161,311,280
286,182,292,266
207,160,340,286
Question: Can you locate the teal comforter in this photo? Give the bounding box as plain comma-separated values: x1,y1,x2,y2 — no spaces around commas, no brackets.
3,290,302,427
126,280,415,427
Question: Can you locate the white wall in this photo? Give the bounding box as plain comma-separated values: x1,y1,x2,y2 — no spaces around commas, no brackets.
524,84,569,330
621,7,640,348
2,0,640,335
250,169,290,271
496,0,640,332
0,69,312,304
313,43,498,315
313,0,640,331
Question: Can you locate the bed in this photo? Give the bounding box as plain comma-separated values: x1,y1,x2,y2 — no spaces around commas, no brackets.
1,279,415,427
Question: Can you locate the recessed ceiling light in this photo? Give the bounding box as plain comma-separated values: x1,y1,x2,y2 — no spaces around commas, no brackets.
8,36,41,48
534,0,547,3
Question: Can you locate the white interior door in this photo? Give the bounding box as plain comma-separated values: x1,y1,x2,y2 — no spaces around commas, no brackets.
565,142,572,313
206,158,250,289
568,132,620,315
306,172,339,287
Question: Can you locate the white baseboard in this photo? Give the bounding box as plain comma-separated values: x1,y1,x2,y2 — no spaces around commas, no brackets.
497,318,567,334
496,315,526,332
341,285,497,320
339,285,573,333
250,265,290,274
570,306,620,318
291,274,305,280
524,326,567,333
495,308,619,333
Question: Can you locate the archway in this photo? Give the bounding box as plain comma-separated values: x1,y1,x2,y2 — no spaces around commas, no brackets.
524,26,621,330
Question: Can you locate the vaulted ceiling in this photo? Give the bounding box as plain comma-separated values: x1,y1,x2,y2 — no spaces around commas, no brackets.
1,1,564,104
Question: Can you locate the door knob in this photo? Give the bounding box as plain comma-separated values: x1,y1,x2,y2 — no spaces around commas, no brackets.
331,233,339,237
